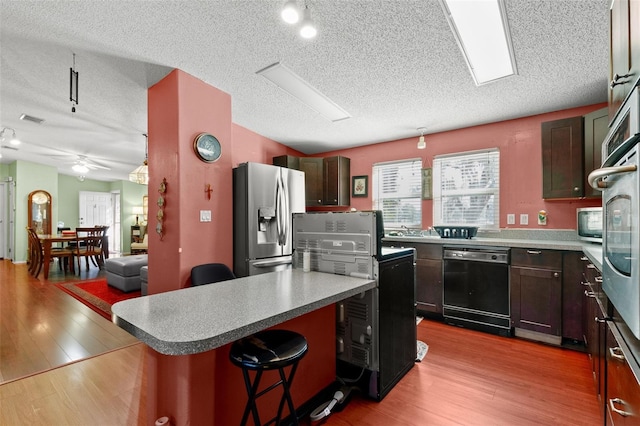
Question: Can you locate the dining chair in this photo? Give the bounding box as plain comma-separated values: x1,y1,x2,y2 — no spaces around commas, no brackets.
73,233,105,272
75,227,107,270
26,227,74,278
190,263,236,286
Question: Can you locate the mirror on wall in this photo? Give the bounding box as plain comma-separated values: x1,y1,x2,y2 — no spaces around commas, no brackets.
28,190,52,235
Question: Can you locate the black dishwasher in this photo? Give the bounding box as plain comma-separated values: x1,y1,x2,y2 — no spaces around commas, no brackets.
443,246,511,336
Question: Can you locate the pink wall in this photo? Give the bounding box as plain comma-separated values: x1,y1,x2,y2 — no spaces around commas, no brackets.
147,70,327,426
323,103,607,230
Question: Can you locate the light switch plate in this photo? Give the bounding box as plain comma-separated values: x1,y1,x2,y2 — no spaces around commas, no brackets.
520,214,528,225
200,210,212,222
507,214,515,225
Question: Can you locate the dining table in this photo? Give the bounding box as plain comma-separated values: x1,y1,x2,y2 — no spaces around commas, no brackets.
37,234,78,279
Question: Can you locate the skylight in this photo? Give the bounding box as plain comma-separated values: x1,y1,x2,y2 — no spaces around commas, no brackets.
440,0,518,85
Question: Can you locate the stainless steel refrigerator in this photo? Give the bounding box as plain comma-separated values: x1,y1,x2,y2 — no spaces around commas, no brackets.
233,162,305,277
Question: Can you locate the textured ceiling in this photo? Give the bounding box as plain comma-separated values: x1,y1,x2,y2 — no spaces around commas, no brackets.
0,0,610,181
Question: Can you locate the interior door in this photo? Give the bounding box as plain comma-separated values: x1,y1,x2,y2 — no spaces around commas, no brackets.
79,191,112,227
79,191,114,253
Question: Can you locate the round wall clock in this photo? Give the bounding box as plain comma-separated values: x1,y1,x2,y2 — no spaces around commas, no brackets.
193,133,222,163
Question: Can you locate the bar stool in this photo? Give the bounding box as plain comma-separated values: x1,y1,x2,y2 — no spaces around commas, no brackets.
229,329,308,426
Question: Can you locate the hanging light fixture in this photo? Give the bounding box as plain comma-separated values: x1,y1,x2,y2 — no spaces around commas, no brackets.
281,0,300,24
70,53,79,113
0,127,20,145
129,134,149,185
299,6,317,39
417,127,427,150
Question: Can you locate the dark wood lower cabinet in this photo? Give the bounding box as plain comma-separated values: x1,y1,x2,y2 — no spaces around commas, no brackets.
511,266,562,337
606,320,640,426
415,258,442,314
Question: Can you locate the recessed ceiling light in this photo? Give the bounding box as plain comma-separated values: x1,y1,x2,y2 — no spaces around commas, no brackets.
281,0,300,24
256,62,351,122
440,0,517,85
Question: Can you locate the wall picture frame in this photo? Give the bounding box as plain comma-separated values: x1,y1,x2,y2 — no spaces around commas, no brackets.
352,175,368,197
422,168,433,200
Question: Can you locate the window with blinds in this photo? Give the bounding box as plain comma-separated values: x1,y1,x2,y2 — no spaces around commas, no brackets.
373,158,422,228
433,149,500,229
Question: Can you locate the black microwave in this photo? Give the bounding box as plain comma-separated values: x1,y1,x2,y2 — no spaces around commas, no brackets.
576,207,603,243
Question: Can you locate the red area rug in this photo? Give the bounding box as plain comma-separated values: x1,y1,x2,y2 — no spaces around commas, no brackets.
55,279,141,320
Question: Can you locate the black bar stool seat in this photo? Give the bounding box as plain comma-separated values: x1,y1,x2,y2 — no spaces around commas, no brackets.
229,329,308,426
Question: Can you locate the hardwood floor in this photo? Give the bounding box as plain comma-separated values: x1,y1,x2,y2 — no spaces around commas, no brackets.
0,260,602,425
0,259,138,383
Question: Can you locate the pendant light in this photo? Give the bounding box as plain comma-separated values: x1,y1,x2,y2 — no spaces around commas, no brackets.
417,127,427,150
129,134,149,185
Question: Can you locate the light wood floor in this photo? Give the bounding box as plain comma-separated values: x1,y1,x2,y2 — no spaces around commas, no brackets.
0,260,602,425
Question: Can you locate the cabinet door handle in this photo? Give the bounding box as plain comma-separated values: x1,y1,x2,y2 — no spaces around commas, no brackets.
609,398,631,417
594,276,603,283
526,250,542,255
609,346,625,362
580,256,588,261
610,73,633,89
595,316,606,323
581,281,591,286
587,263,596,269
553,272,559,278
584,290,596,297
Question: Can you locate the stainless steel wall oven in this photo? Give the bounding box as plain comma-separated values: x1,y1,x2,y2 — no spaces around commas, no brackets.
589,86,640,339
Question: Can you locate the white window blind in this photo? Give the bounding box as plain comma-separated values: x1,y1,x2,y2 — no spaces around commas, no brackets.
433,149,500,229
373,158,422,228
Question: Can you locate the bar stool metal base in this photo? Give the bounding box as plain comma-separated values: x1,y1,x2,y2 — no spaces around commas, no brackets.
229,329,308,426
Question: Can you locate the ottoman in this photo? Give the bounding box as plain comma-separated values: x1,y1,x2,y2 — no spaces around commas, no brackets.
105,255,148,292
140,266,148,296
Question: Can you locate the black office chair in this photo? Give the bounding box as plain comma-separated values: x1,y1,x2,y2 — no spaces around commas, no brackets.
190,263,235,286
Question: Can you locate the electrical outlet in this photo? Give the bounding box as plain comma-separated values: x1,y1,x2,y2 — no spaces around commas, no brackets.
200,210,212,222
507,214,515,225
520,214,528,225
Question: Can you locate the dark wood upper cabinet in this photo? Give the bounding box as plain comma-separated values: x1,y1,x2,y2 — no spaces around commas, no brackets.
542,116,584,199
299,157,324,207
323,156,350,206
609,0,640,123
583,107,609,198
273,155,351,207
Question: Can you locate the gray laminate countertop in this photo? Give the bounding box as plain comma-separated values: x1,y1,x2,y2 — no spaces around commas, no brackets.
581,244,603,271
112,269,375,356
383,236,585,251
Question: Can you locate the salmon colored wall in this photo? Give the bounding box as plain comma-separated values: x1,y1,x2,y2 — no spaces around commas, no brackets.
231,124,303,166
323,103,607,230
147,70,332,425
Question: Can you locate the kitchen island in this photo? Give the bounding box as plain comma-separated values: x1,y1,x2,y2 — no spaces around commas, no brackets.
112,269,376,425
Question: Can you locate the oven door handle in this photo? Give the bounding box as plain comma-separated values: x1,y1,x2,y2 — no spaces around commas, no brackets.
587,165,637,190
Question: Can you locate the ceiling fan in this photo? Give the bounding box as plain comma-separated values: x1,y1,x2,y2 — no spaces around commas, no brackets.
65,155,111,173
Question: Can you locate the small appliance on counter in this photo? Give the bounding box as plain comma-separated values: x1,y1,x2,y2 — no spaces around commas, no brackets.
292,211,416,401
576,207,603,243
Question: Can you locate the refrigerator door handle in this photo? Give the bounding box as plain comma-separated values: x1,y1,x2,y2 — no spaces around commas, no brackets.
276,174,284,245
280,174,289,246
252,258,292,268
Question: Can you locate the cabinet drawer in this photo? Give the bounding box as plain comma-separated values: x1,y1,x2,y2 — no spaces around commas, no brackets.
606,321,640,425
511,248,562,269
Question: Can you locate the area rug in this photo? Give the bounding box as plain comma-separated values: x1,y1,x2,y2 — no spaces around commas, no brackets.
416,340,429,362
55,279,141,320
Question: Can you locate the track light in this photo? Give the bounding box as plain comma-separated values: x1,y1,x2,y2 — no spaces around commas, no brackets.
417,127,427,150
299,6,317,39
281,0,300,24
0,127,20,145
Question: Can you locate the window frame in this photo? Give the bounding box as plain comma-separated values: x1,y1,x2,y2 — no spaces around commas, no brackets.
432,148,500,230
372,158,423,230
